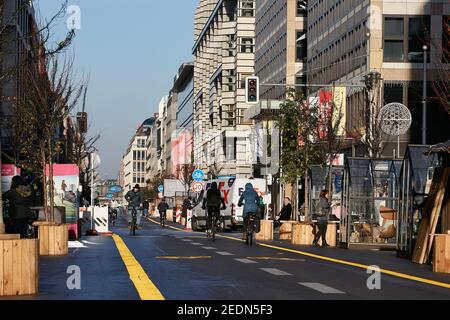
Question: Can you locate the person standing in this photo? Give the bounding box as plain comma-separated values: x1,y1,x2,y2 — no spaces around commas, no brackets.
125,184,143,229
4,176,34,238
61,180,67,203
182,197,193,222
142,199,150,218
313,190,331,247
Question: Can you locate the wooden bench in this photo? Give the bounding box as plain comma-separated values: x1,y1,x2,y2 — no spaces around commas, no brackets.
434,234,450,273
36,223,68,256
256,220,273,241
279,221,298,240
292,223,337,246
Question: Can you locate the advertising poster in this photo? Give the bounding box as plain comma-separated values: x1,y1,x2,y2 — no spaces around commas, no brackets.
1,164,21,194
46,164,80,238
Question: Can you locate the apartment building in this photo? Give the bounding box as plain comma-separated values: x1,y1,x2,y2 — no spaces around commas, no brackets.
307,0,450,154
122,121,151,192
156,96,169,176
144,115,159,184
193,0,256,178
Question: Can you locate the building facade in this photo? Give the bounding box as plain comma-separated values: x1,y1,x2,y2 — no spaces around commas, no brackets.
193,0,256,178
145,114,159,184
0,0,37,161
307,0,450,155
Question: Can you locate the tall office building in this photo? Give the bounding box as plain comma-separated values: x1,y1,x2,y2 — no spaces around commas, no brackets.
193,0,256,178
307,0,450,153
255,0,307,100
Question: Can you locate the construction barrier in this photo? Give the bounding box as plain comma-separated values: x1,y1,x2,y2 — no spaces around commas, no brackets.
176,209,182,224
186,210,192,231
79,206,109,234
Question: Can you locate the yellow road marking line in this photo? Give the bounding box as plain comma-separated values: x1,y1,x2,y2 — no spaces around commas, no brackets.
145,217,450,290
112,234,165,300
156,256,212,260
247,257,306,262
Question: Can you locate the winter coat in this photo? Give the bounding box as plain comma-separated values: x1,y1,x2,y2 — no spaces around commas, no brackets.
318,196,331,223
238,183,260,218
125,190,143,208
279,203,292,221
158,201,169,213
182,199,192,218
4,186,33,220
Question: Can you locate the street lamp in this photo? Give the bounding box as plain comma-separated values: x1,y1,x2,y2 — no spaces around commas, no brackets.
422,45,428,145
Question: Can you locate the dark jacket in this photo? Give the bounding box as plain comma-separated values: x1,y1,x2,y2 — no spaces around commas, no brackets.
318,196,331,222
125,190,143,208
203,183,225,208
143,200,150,210
238,183,260,218
4,186,33,220
279,203,292,221
182,199,192,217
158,201,169,213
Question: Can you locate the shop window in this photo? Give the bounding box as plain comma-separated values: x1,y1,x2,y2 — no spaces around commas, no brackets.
443,16,450,63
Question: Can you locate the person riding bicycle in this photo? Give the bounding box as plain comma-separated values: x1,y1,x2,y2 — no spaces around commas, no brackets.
202,182,226,237
238,183,260,241
157,198,169,224
125,184,143,229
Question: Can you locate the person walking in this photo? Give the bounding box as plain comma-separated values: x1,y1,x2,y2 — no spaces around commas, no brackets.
313,190,331,247
182,197,193,223
237,183,260,241
4,176,34,238
125,184,143,229
142,199,150,218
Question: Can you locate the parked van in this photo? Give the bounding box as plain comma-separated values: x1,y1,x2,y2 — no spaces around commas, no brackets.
190,178,270,231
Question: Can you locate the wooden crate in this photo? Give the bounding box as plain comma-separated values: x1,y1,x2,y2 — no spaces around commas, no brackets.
256,220,273,241
279,221,298,240
292,223,337,246
433,234,450,274
0,239,39,296
38,224,68,256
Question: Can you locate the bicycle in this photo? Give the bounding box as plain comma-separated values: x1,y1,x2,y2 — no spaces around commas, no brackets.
245,214,258,245
160,211,166,228
109,209,118,227
26,211,38,239
129,207,138,236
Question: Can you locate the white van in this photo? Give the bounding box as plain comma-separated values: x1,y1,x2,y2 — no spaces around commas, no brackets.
191,178,270,231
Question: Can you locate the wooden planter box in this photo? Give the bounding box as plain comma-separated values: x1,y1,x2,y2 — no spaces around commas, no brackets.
256,220,273,241
0,239,39,296
37,224,68,256
433,234,450,273
166,209,174,222
292,223,337,247
279,221,298,240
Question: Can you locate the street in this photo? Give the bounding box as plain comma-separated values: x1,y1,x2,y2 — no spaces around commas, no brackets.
5,214,449,301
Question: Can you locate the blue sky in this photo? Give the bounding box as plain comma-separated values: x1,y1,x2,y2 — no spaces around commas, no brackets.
35,0,198,179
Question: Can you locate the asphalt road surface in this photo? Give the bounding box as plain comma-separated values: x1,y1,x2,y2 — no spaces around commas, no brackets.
4,214,450,300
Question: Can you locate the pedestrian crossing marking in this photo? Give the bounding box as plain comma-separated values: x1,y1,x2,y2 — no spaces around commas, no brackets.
112,234,165,300
156,256,212,260
299,283,345,294
247,257,305,262
260,268,292,276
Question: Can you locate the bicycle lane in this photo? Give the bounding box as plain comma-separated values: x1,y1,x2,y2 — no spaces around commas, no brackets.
133,217,450,299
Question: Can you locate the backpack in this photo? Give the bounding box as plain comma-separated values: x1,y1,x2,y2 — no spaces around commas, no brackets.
206,189,222,207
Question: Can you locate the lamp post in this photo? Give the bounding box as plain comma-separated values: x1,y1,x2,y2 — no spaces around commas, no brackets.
422,45,428,145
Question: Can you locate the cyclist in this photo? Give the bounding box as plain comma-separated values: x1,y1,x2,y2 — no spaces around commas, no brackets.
125,184,143,229
237,183,260,242
202,182,226,237
157,198,169,225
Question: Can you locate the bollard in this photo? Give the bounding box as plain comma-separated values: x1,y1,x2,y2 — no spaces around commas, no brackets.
186,210,193,231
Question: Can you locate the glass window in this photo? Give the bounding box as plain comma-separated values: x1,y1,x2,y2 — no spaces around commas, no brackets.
385,18,404,37
443,16,450,63
408,16,430,62
385,41,404,61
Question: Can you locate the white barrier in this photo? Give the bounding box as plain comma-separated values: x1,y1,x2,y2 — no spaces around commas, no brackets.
186,210,192,231
79,206,109,234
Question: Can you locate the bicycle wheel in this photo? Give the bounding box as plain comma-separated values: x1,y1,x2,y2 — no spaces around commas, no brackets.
212,216,216,242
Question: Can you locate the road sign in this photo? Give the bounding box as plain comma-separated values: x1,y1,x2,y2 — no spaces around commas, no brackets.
192,169,205,182
191,182,203,193
158,185,164,193
106,193,114,199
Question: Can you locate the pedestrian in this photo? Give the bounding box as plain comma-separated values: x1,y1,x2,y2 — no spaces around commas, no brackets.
143,199,150,217
274,198,292,229
182,197,193,221
202,182,226,236
4,176,34,238
237,183,260,241
61,179,67,203
313,190,331,247
158,198,169,223
125,184,143,229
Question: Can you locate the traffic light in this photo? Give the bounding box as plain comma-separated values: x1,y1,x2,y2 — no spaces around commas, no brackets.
245,76,259,104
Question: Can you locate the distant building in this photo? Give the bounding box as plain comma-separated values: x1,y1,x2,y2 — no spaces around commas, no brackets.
145,114,159,184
